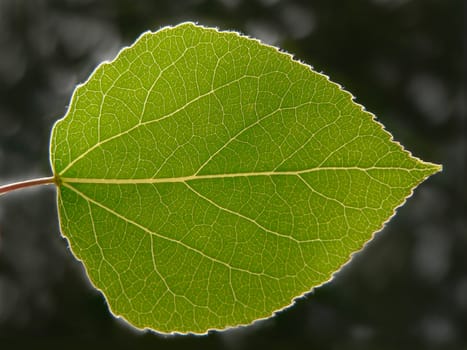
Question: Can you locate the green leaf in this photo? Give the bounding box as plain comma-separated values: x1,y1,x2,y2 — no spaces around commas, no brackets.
50,22,441,334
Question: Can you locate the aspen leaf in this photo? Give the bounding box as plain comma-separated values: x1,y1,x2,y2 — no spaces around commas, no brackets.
50,22,441,334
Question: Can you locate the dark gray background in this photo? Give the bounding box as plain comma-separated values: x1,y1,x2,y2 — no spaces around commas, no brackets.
0,0,465,349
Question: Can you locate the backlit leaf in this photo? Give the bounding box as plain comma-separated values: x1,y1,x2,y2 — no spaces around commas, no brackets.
50,22,441,334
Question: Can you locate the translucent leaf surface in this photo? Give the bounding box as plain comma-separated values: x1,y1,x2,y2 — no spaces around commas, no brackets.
50,22,441,334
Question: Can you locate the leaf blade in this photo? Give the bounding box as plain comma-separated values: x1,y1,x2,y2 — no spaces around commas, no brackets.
51,22,441,334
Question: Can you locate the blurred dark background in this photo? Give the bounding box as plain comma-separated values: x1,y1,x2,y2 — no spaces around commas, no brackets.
0,0,464,349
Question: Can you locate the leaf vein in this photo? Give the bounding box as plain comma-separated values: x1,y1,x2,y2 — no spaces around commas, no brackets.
63,182,282,280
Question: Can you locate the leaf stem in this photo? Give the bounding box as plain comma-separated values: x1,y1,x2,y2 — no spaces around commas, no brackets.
0,176,56,196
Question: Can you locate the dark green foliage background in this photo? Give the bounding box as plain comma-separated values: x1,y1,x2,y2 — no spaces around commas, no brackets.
0,0,464,349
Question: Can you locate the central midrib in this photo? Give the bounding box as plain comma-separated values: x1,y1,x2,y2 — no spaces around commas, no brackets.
59,166,422,185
